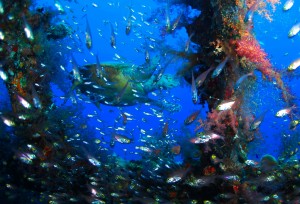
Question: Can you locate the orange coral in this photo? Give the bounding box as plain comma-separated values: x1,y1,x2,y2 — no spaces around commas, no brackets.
203,165,216,176
245,0,280,21
11,72,26,96
266,0,280,11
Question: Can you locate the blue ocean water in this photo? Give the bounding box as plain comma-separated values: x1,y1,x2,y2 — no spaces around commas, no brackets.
36,0,300,161
250,1,300,159
1,0,300,203
40,0,209,161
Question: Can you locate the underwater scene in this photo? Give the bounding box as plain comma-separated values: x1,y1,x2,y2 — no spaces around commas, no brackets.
0,0,300,203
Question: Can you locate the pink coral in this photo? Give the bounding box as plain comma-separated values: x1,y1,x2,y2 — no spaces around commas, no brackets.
265,0,280,4
205,109,238,137
246,0,259,8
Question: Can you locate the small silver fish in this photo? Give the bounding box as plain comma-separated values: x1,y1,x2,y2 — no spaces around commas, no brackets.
125,7,132,35
211,57,229,78
110,22,116,48
23,16,34,41
244,0,261,23
288,58,300,71
55,0,65,13
71,55,82,82
31,85,42,109
195,66,214,88
167,166,190,183
234,72,254,90
185,32,195,52
171,11,183,31
283,0,294,11
17,95,31,109
125,18,132,35
145,49,150,63
0,68,8,81
85,17,92,49
165,4,171,32
288,22,300,38
250,110,267,131
95,54,103,78
1,116,15,127
191,71,197,104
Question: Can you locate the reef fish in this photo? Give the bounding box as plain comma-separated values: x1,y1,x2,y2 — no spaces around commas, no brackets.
1,116,15,127
216,100,235,111
167,165,191,183
191,71,198,104
171,145,181,154
114,134,131,144
23,16,34,41
135,146,152,152
125,7,132,35
288,22,300,38
190,132,223,144
110,22,116,48
85,17,92,49
73,57,180,111
195,66,214,88
145,49,150,63
290,120,300,130
165,4,171,32
184,110,201,125
234,72,254,91
171,11,183,31
250,110,268,131
211,57,229,78
283,0,294,11
31,85,42,109
287,58,300,71
162,122,169,137
185,32,195,52
71,55,82,83
244,0,261,23
17,95,31,109
275,105,296,117
0,69,7,81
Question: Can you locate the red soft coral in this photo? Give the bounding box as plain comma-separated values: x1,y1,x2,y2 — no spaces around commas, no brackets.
235,32,293,104
235,33,273,77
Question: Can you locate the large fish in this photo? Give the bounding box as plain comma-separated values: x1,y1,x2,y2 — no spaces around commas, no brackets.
72,57,181,111
75,62,150,106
